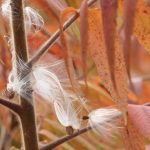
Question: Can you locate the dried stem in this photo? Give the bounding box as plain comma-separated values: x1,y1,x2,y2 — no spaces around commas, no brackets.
28,0,97,66
0,97,21,114
10,0,39,149
40,126,92,150
40,26,51,37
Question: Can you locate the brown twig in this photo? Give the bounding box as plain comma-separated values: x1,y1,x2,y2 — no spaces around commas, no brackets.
40,26,62,48
0,97,21,114
40,26,51,37
27,0,97,66
40,126,92,150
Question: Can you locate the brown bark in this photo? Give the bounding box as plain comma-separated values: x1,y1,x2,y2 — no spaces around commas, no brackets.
10,0,39,149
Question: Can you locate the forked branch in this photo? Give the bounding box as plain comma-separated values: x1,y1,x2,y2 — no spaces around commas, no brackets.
0,97,21,114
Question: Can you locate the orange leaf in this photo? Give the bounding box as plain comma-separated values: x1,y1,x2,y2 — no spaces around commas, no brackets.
100,0,118,92
88,8,128,118
80,0,88,89
59,7,78,92
134,0,150,53
120,0,137,92
130,36,150,74
128,104,150,140
87,8,144,150
121,117,145,150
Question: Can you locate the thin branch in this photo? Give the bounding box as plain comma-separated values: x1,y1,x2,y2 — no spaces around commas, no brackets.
27,0,97,66
40,26,51,37
40,126,92,150
0,97,21,114
40,26,62,48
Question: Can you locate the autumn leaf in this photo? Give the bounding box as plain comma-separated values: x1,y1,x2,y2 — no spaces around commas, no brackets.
86,7,145,150
120,0,137,93
59,7,78,92
80,0,88,89
130,36,150,74
121,117,145,150
133,0,150,53
128,104,150,141
87,9,114,99
87,8,128,120
100,0,118,93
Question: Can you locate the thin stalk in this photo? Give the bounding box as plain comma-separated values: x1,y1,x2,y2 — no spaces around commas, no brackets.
10,0,39,150
40,126,92,150
0,97,21,114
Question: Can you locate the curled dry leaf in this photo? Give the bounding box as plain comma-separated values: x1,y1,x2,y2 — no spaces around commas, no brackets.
59,8,87,111
59,7,79,93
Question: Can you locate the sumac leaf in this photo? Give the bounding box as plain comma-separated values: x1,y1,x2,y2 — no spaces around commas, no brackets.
100,0,118,92
59,7,78,92
121,117,145,150
128,104,150,141
80,0,88,89
120,0,137,92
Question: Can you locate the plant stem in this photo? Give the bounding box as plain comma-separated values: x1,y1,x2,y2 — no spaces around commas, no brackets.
28,0,97,66
40,27,51,37
0,97,21,114
10,0,39,149
40,126,92,150
19,98,39,150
